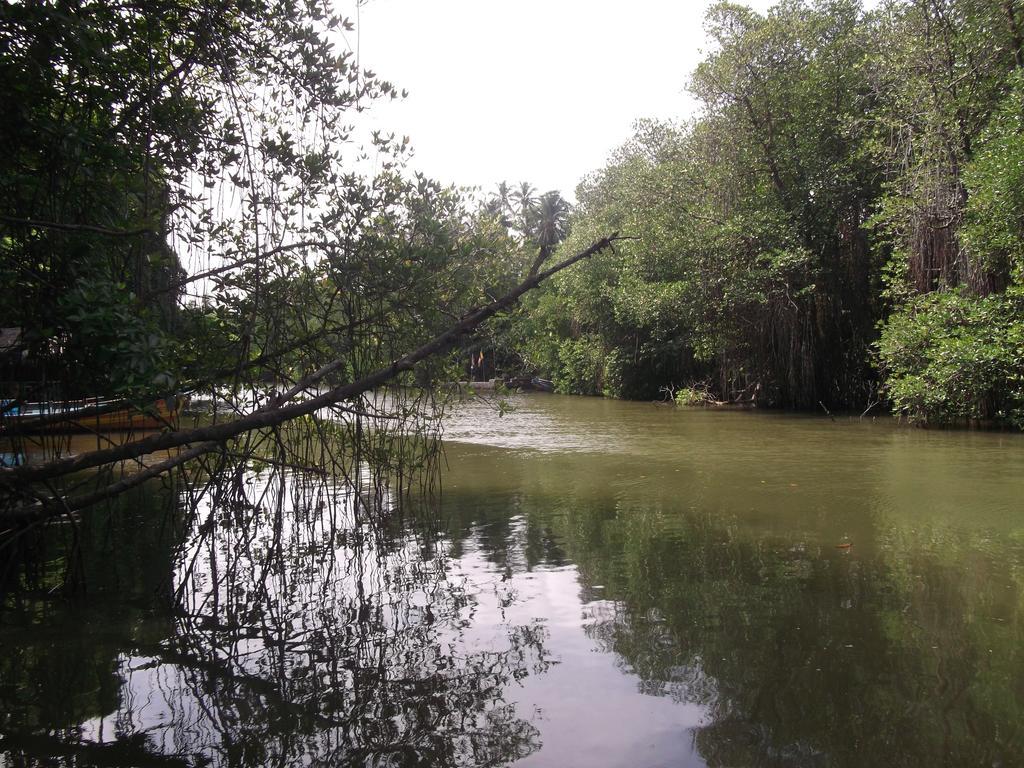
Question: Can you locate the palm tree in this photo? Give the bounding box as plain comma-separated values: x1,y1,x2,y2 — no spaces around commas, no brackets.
511,182,537,233
495,181,512,212
532,191,570,252
482,181,514,228
522,190,572,274
481,183,571,268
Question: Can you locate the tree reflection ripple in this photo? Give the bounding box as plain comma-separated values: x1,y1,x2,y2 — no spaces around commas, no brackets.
0,467,549,767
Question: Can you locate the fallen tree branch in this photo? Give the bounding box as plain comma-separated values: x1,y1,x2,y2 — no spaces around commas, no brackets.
0,233,620,521
9,441,222,525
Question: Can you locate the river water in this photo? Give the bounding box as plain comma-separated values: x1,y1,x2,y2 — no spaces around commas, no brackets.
1,394,1023,766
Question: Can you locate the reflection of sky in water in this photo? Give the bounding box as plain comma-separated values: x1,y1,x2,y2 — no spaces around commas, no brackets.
80,655,193,751
459,561,709,768
71,502,711,767
447,516,709,768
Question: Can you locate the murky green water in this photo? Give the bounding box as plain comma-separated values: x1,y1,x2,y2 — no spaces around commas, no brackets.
2,394,1023,766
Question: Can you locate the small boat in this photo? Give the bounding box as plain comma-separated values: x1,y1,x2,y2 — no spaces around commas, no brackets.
529,377,554,393
0,396,182,434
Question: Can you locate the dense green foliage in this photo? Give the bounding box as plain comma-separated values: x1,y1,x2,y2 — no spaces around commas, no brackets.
875,68,1024,426
505,0,1024,426
877,288,1024,425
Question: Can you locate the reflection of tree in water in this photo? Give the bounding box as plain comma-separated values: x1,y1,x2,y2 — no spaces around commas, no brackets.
0,465,548,767
564,500,1024,767
441,482,1024,768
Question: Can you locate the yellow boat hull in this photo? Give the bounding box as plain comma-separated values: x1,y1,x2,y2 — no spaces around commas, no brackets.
5,397,181,434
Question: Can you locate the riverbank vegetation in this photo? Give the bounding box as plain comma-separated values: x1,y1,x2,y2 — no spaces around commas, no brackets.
502,0,1024,429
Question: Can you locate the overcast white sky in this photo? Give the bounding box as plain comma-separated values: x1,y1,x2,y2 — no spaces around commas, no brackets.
350,0,856,200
